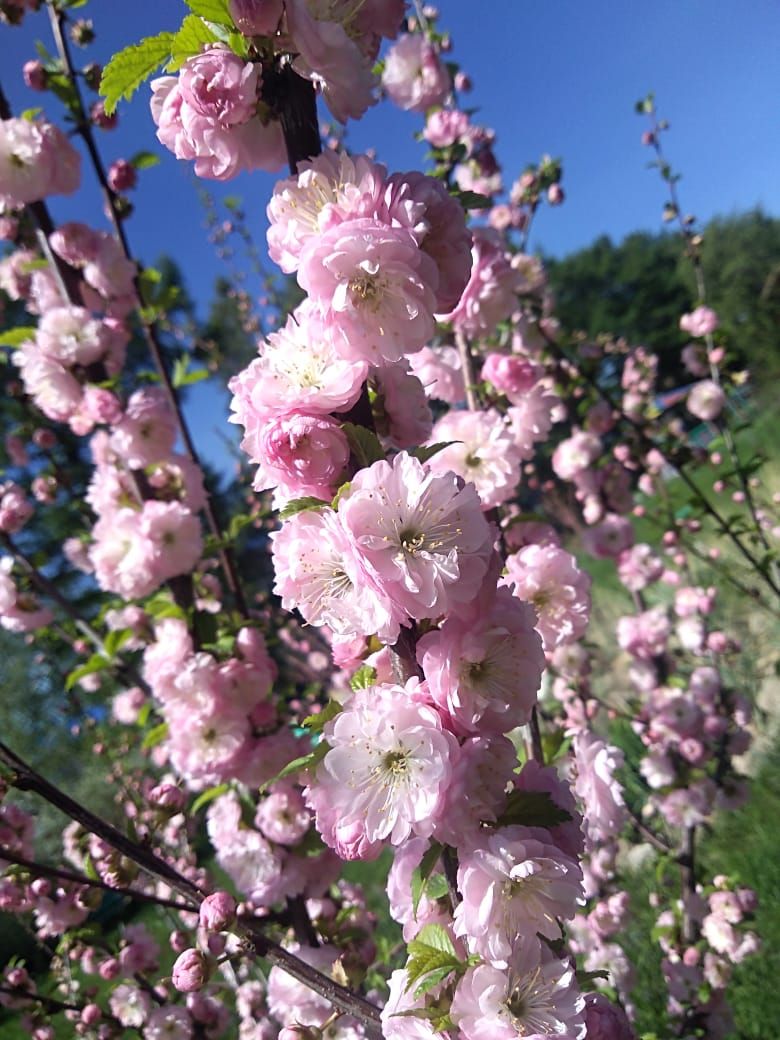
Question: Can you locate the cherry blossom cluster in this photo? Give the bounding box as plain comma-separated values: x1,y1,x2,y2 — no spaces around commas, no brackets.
151,1,409,179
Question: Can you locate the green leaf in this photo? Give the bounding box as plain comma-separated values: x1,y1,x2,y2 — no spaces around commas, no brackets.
102,628,132,658
66,654,109,691
100,32,176,114
259,740,329,793
279,496,329,520
184,0,232,22
341,423,385,468
496,790,572,829
168,15,221,71
408,923,457,958
302,698,342,733
136,702,152,728
411,443,456,465
130,150,161,170
349,665,377,691
0,327,36,348
411,840,444,917
452,189,492,210
141,722,169,750
172,355,210,387
191,783,230,814
405,924,461,995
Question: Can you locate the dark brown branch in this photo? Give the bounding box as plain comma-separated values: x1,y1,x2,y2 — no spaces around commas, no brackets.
0,847,198,914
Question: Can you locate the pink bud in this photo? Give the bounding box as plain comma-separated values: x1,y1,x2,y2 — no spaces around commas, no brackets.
81,1004,101,1026
107,159,137,193
547,183,564,205
199,890,237,933
23,60,47,91
90,100,117,130
171,948,209,993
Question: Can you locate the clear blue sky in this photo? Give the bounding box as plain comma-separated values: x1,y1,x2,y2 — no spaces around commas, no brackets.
1,0,778,474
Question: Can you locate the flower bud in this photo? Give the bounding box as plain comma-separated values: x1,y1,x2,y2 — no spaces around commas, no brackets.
107,159,137,193
23,60,47,91
172,948,209,993
199,890,236,932
228,0,283,35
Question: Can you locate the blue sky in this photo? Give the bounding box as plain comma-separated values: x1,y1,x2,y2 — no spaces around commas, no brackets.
1,0,778,474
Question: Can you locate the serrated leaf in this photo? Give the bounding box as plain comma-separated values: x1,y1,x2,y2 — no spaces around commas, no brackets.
0,327,36,348
341,423,385,469
411,443,456,465
414,964,460,997
331,481,352,510
168,15,221,71
496,790,572,829
184,0,231,22
66,654,109,691
191,783,230,814
279,496,329,520
302,699,342,733
349,665,377,691
100,32,176,114
141,722,169,750
408,923,457,958
411,840,444,917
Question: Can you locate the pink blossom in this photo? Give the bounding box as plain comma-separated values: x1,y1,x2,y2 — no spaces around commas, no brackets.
481,352,542,403
617,543,664,592
687,380,725,421
178,45,260,126
616,605,670,660
573,732,626,843
229,0,284,35
268,944,346,1028
581,514,635,559
298,219,438,363
0,483,33,533
552,430,602,480
408,345,465,404
229,303,367,425
418,586,544,736
150,66,285,180
381,969,445,1039
372,362,433,449
145,1006,193,1040
503,544,591,651
271,507,404,643
250,413,349,504
450,949,585,1040
110,387,177,467
433,735,519,848
383,34,450,112
679,305,719,338
582,993,635,1040
455,827,583,965
255,784,311,846
339,451,493,622
286,0,380,122
426,409,521,510
266,151,386,273
306,680,458,857
0,118,80,207
443,229,521,337
424,108,470,148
